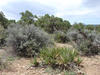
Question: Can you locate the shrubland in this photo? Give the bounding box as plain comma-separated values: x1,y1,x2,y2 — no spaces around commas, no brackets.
0,10,100,74
6,24,53,57
67,28,100,55
34,14,71,33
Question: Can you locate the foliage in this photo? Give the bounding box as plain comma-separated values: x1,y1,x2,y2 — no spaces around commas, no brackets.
30,57,39,67
95,25,100,32
0,11,8,28
35,14,71,33
75,57,82,65
72,23,84,30
6,24,53,57
54,31,70,43
40,47,79,69
18,10,37,25
67,28,100,55
0,25,6,47
85,25,95,30
8,20,16,24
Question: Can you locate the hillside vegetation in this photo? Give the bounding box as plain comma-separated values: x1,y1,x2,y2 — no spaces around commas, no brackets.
0,10,100,75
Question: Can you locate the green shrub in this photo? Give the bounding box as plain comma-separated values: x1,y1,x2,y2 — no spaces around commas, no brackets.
54,31,70,43
0,25,6,47
40,47,79,69
35,14,71,33
6,24,53,57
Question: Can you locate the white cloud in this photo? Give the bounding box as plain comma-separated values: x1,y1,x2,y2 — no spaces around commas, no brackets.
0,0,92,17
55,8,93,17
33,0,82,8
29,0,83,11
0,0,11,6
0,0,17,6
0,0,99,24
28,0,93,17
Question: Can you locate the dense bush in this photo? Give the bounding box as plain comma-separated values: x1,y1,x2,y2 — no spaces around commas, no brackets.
72,23,84,30
40,47,80,69
93,34,100,49
0,11,9,29
67,28,100,55
54,31,70,43
6,24,53,57
85,25,95,30
0,25,6,47
35,14,71,33
95,25,100,32
18,10,37,25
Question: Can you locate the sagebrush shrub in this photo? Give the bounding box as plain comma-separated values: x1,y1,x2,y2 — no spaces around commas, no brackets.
6,24,53,57
67,28,100,55
54,31,70,43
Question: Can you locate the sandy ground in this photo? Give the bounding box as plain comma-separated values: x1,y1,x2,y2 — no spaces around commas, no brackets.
81,55,100,75
55,43,73,48
0,58,50,75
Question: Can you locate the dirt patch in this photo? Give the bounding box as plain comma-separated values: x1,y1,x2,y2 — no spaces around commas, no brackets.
55,43,73,48
0,58,49,75
81,55,100,75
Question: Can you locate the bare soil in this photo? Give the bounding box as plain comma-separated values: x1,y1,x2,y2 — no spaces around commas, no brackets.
0,58,49,75
81,55,100,75
55,43,73,48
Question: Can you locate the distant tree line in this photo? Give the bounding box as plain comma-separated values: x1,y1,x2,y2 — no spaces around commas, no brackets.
0,10,100,33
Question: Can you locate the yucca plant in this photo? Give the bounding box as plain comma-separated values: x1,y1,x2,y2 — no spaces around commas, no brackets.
40,48,59,65
59,48,78,64
40,47,79,69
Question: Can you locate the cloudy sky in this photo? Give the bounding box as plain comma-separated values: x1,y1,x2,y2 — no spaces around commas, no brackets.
0,0,100,24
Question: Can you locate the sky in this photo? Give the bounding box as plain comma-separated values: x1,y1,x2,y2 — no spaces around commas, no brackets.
0,0,100,24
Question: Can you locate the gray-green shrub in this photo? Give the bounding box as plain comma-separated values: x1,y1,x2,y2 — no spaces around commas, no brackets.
6,24,53,57
54,31,70,43
67,28,100,55
0,25,6,47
